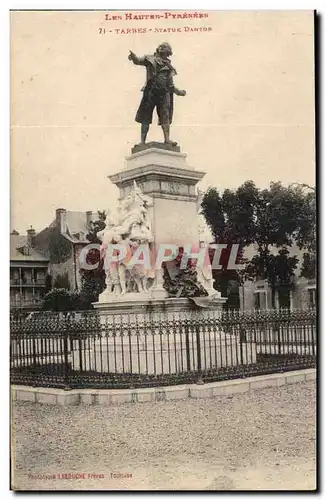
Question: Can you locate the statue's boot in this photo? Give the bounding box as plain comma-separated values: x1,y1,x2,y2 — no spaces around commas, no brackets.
164,139,178,146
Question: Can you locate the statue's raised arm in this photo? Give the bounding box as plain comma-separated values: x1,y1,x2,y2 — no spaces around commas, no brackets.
128,50,147,66
128,42,186,147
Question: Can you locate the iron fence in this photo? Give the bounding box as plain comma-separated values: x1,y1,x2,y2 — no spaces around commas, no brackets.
10,308,316,389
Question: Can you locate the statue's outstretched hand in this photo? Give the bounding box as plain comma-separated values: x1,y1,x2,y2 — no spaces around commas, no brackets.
174,88,186,97
128,50,136,61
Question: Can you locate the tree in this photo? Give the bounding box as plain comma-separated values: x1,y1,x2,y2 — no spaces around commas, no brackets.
43,208,109,312
292,184,316,280
48,229,72,264
202,181,259,308
43,288,75,312
300,252,316,280
202,181,259,246
250,247,299,308
248,182,306,308
44,274,52,294
201,181,316,309
78,275,106,309
53,272,70,290
78,210,107,308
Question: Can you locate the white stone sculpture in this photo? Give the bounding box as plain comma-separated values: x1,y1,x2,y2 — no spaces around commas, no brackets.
98,181,155,298
97,219,126,295
195,188,221,297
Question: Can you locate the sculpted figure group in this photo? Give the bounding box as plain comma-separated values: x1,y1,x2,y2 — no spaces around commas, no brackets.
97,181,155,296
97,183,218,299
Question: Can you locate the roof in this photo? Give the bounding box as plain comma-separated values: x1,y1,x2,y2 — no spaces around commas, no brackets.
49,210,98,243
10,235,49,262
65,211,96,242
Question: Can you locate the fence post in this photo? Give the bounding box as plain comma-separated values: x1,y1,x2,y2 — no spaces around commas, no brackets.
32,336,37,367
239,326,246,365
63,321,70,390
311,316,316,357
185,318,191,372
277,324,281,356
78,337,83,372
195,313,204,383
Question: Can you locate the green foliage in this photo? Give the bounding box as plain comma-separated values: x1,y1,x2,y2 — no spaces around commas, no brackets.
48,229,72,264
78,275,106,310
201,181,316,308
201,188,225,242
53,272,70,290
43,210,109,311
300,252,316,279
202,181,315,251
250,247,298,287
76,210,108,309
43,288,75,312
202,181,259,245
212,269,240,309
44,274,52,294
86,210,107,244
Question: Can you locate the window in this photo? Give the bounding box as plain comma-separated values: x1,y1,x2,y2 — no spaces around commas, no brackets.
277,289,292,310
10,270,19,284
23,246,31,256
254,290,267,310
308,287,316,308
21,270,26,284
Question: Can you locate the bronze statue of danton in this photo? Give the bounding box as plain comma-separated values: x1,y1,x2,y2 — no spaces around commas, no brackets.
128,42,186,146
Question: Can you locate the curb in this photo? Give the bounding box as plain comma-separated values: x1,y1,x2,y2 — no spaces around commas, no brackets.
11,369,316,406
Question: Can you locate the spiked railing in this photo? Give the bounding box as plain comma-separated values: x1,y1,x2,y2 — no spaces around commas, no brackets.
10,308,316,389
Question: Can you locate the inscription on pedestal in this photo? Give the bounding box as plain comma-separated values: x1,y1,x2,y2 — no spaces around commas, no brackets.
160,181,189,196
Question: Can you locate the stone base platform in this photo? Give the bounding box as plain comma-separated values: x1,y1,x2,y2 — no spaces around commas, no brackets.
72,332,256,374
11,369,316,406
93,296,227,315
85,297,254,375
131,141,181,154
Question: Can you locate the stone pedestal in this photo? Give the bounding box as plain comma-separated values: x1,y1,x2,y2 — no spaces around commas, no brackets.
93,296,226,315
109,145,206,249
106,144,207,301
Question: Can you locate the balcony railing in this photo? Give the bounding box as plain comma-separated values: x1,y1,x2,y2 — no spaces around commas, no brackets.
10,278,46,286
10,298,43,308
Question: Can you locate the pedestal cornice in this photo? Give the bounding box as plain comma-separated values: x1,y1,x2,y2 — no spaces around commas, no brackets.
109,164,206,187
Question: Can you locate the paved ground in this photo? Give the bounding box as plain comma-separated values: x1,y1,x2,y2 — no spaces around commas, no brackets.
11,381,316,491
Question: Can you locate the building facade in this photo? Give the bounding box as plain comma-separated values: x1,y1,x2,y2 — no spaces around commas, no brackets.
32,208,98,292
10,229,49,311
239,277,316,311
239,244,316,311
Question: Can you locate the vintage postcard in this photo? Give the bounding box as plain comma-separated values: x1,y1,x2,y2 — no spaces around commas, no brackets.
10,10,316,491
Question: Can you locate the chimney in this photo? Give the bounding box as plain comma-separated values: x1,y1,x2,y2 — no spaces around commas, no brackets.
86,210,93,230
27,225,36,246
56,208,67,233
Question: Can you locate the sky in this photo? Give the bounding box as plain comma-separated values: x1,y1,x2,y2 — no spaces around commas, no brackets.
10,10,315,234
